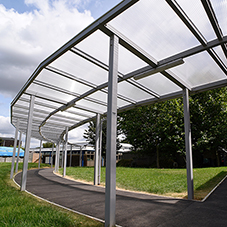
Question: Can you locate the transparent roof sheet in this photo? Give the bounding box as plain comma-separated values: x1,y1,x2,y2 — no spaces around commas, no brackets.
11,0,227,143
109,0,201,60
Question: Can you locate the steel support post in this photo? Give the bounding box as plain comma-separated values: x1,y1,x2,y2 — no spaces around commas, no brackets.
51,143,54,168
38,140,42,169
98,119,103,185
70,144,72,167
15,132,22,173
79,146,82,167
63,127,68,177
10,120,19,179
183,88,194,200
105,34,119,227
21,95,35,191
61,143,64,168
55,142,60,172
94,113,100,185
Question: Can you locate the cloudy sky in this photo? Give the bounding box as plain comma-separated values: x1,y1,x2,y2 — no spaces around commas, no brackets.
0,0,121,147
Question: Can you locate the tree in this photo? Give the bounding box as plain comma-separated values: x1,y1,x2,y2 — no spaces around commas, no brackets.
43,142,55,148
190,87,227,166
119,99,185,168
118,87,227,168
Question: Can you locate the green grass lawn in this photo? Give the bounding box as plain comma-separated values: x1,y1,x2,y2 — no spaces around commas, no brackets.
59,166,227,200
0,162,104,227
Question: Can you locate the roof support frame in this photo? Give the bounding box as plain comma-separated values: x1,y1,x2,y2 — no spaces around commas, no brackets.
102,24,190,90
201,0,227,58
24,91,103,115
71,47,160,98
102,24,158,67
19,97,93,118
33,80,107,106
14,105,84,122
165,0,207,45
47,65,137,105
11,0,140,107
158,35,227,66
166,0,227,75
13,111,78,126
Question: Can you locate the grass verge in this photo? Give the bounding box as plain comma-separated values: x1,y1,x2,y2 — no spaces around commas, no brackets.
59,166,227,200
0,162,104,227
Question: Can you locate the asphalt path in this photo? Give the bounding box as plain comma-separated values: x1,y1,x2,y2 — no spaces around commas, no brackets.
14,168,227,227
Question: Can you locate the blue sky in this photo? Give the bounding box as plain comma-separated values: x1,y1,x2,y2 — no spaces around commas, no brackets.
0,0,120,147
0,0,121,17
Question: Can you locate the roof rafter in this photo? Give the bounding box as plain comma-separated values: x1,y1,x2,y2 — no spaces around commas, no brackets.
102,23,190,90
71,47,160,98
166,0,227,76
201,0,227,58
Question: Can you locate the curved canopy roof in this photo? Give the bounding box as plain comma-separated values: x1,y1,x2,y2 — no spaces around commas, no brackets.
11,0,227,143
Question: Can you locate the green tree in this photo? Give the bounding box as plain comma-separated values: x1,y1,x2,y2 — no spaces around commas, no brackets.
119,99,185,168
118,87,227,168
42,142,55,148
190,87,227,166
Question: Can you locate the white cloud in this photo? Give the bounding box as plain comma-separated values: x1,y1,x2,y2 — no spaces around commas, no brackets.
68,124,88,144
0,116,15,137
0,0,94,98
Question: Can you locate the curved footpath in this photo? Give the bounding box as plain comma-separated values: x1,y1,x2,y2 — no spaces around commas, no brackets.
15,168,227,227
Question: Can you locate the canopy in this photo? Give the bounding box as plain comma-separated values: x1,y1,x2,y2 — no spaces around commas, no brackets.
11,0,227,143
0,146,24,157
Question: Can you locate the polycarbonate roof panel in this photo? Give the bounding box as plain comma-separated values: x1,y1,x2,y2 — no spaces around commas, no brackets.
213,46,227,67
118,45,148,74
109,0,201,61
171,51,227,87
76,30,110,66
212,0,227,35
118,81,155,102
50,50,109,86
37,69,92,95
10,0,227,143
176,0,216,41
137,73,182,95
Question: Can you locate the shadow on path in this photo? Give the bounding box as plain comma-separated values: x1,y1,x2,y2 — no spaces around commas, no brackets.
15,168,227,227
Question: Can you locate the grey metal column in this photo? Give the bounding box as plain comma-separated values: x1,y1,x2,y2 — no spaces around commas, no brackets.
10,120,19,179
51,143,54,168
105,34,119,227
70,144,72,167
61,143,64,168
98,119,103,185
63,127,68,177
183,88,194,200
94,113,100,185
15,131,22,173
79,146,82,167
55,142,60,172
21,95,35,191
38,140,42,169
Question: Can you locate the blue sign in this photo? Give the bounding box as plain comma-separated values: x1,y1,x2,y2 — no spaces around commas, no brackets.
0,146,24,157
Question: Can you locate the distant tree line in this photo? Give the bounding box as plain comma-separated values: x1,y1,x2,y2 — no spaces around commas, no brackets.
84,87,227,168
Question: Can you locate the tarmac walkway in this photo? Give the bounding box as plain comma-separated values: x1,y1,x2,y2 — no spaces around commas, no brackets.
15,168,227,227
